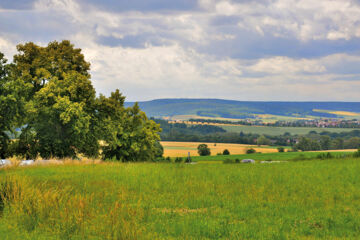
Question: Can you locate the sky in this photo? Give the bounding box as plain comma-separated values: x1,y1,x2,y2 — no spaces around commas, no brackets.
1,0,360,101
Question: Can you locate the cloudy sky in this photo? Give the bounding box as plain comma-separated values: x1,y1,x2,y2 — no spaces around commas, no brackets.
1,0,360,101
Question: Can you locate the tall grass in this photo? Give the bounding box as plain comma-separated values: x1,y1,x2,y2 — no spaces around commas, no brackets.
1,159,360,239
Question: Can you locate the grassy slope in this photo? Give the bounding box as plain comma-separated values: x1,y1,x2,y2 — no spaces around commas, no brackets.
221,124,356,135
1,159,360,239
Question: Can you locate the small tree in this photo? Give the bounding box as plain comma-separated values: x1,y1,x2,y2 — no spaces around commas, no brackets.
257,135,270,146
277,147,285,152
246,148,256,154
223,149,230,155
197,144,211,156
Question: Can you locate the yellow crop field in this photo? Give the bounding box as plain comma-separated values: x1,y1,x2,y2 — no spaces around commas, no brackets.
313,109,360,117
160,141,279,157
328,111,360,116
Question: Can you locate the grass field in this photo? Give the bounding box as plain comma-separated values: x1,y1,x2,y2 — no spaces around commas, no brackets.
221,125,356,135
1,158,360,239
161,141,282,157
191,150,355,162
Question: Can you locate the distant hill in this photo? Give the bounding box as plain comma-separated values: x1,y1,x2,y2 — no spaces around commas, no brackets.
124,99,360,120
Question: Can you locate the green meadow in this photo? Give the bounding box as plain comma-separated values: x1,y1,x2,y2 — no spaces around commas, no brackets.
221,125,355,135
191,151,354,162
1,158,360,239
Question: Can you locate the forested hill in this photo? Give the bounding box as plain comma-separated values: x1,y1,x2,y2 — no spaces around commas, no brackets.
124,99,360,119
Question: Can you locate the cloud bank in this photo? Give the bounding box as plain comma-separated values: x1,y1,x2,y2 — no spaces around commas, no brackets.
0,0,360,101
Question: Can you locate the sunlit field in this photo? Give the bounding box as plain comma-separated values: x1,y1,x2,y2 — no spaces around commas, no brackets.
161,141,281,157
1,158,360,239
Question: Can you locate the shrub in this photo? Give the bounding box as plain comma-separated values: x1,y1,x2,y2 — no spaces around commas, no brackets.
165,156,171,162
246,148,256,154
353,149,360,158
277,147,285,153
292,154,307,161
223,149,230,155
223,158,235,164
317,152,334,160
197,144,211,156
235,158,240,163
185,156,192,163
175,157,183,163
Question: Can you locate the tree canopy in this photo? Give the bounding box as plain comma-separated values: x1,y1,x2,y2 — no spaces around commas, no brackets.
0,40,161,161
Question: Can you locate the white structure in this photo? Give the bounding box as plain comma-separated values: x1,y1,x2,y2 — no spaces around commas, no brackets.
19,160,35,166
0,159,11,167
241,159,255,163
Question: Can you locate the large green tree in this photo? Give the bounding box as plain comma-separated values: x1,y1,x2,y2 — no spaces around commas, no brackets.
29,71,98,158
0,52,19,158
8,41,100,159
7,40,161,160
98,90,162,162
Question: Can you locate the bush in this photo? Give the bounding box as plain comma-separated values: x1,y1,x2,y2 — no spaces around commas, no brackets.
223,158,235,164
175,157,183,163
292,154,307,161
223,149,230,155
317,152,334,160
353,149,360,158
197,144,211,156
185,156,192,163
246,148,256,154
235,158,240,163
277,147,285,153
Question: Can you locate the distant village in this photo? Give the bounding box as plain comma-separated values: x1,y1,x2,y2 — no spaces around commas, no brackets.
169,118,360,129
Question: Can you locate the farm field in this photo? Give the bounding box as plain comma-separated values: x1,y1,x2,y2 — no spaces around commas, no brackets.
160,141,281,157
1,159,360,239
221,124,356,135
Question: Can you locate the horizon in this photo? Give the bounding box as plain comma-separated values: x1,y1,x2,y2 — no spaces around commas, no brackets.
125,98,360,103
1,0,360,101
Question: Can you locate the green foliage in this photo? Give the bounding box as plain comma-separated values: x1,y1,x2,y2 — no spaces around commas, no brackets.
197,144,211,156
223,158,239,164
320,135,331,150
296,137,321,151
100,91,161,162
277,147,285,152
154,141,164,158
12,126,38,160
256,135,270,146
353,149,360,158
31,72,97,158
223,149,230,155
0,40,161,160
316,152,334,160
0,52,19,158
246,148,256,154
174,157,183,163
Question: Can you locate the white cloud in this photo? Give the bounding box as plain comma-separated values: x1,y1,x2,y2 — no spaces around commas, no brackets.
0,0,359,101
248,56,326,74
0,37,17,60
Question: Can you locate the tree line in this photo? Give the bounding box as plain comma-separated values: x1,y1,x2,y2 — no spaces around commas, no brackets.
155,119,360,151
0,40,162,161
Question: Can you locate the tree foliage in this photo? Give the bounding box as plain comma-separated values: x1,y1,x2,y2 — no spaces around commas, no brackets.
0,40,161,161
99,91,161,161
0,52,19,158
197,144,211,156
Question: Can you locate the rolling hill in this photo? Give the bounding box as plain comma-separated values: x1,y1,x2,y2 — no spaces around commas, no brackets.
125,99,360,120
